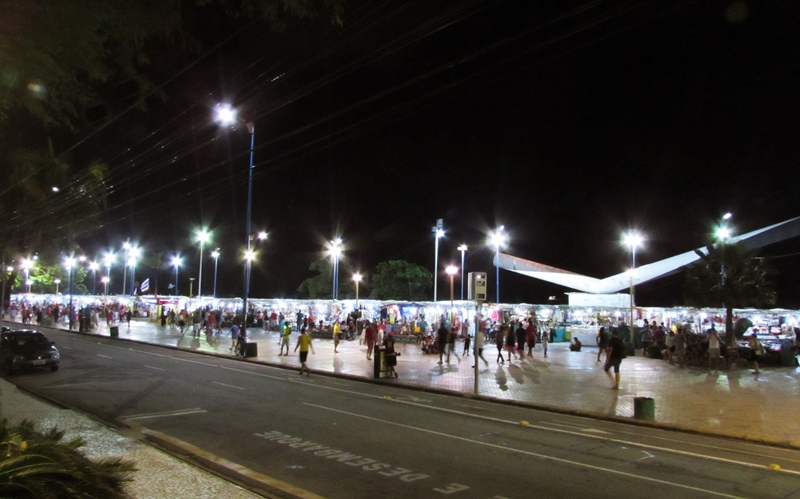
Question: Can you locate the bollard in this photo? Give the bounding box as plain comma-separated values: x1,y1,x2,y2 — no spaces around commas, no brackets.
109,325,119,338
634,397,655,420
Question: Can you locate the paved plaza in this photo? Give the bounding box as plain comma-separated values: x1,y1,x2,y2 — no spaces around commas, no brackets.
46,318,799,449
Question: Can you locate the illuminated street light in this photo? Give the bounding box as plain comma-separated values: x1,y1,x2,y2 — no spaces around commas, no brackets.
622,231,645,343
445,265,458,324
329,238,343,300
488,226,507,303
103,252,114,292
353,273,363,310
211,249,220,298
88,261,99,295
457,244,468,300
432,219,444,302
215,103,256,330
197,228,210,298
171,256,182,296
64,256,76,330
128,246,141,295
20,258,34,294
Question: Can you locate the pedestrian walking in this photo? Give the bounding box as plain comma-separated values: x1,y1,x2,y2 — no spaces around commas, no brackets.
332,320,341,353
364,321,377,361
495,324,505,364
596,326,608,362
230,321,240,353
526,320,537,356
541,325,549,358
748,332,764,374
707,327,722,371
463,331,471,357
279,322,292,356
603,331,626,390
294,327,315,376
446,326,460,363
505,323,517,363
473,330,489,367
436,321,449,365
515,321,527,360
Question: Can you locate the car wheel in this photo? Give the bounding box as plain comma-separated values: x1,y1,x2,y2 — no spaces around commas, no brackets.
50,365,59,372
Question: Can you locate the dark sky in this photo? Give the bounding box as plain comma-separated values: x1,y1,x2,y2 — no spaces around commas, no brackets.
69,0,800,306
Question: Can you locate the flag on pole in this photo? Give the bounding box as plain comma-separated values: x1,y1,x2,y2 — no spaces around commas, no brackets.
140,278,150,293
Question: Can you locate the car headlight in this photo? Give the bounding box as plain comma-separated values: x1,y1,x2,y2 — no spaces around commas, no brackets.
52,352,60,360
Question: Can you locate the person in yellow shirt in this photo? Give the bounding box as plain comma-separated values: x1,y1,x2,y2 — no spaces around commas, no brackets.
294,327,315,376
332,321,341,353
279,322,292,356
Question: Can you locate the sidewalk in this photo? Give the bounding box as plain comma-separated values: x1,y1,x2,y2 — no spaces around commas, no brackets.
74,319,800,448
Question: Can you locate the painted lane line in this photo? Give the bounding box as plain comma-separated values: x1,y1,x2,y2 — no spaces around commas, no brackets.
390,398,800,476
544,421,611,435
304,403,747,499
175,358,218,367
325,381,351,387
218,365,285,381
455,404,496,412
122,408,207,420
97,354,113,359
144,365,166,371
213,381,244,390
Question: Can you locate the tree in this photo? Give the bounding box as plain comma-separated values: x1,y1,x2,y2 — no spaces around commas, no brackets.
684,241,775,346
369,260,432,301
0,418,136,498
297,259,334,299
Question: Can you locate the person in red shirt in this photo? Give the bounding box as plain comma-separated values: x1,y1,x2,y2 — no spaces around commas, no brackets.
364,321,377,360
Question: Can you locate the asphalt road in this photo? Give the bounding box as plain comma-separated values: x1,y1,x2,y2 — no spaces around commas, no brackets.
7,328,800,499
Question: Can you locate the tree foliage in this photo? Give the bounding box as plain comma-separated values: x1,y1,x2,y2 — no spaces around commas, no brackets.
369,260,431,301
0,419,137,498
297,259,333,299
684,241,775,345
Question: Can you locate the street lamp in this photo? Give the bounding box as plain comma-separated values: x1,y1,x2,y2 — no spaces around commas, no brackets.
215,103,256,331
432,219,444,302
130,246,141,295
103,252,114,292
21,258,34,294
445,265,458,324
623,231,644,343
88,261,99,295
488,226,507,303
196,228,210,298
457,244,468,300
171,256,182,296
54,279,61,294
353,273,362,310
121,242,131,295
64,256,76,330
101,276,110,317
211,249,220,298
329,238,343,300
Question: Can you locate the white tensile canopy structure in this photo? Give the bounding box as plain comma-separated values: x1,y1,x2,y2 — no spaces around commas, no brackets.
495,216,800,294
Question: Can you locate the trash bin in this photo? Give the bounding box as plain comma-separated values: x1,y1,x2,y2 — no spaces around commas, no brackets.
244,342,258,358
109,326,119,338
634,397,655,420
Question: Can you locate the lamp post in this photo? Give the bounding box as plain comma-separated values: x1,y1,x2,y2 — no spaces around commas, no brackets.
88,261,99,295
214,104,256,332
329,238,342,300
21,258,34,294
623,232,644,343
353,273,362,310
121,242,130,295
171,256,182,296
432,219,444,302
54,279,61,294
488,226,507,303
445,265,458,324
101,276,110,316
197,228,210,298
457,244,467,300
64,256,75,330
211,249,220,298
103,252,114,294
129,247,141,296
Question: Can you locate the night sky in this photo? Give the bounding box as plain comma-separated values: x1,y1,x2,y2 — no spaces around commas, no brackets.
65,0,800,306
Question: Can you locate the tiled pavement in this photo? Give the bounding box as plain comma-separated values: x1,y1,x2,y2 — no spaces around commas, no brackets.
54,320,800,448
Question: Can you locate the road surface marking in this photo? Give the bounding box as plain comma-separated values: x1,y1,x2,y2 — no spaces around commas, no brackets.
122,408,207,420
176,358,218,367
218,365,285,380
97,354,113,359
213,381,244,390
455,403,495,412
544,421,611,434
304,403,748,499
144,365,166,371
379,397,800,476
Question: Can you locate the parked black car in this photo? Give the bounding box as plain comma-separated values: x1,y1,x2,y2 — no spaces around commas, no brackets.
0,329,60,374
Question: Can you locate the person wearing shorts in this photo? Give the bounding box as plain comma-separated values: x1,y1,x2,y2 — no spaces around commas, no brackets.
279,323,292,356
294,328,315,376
707,327,722,371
